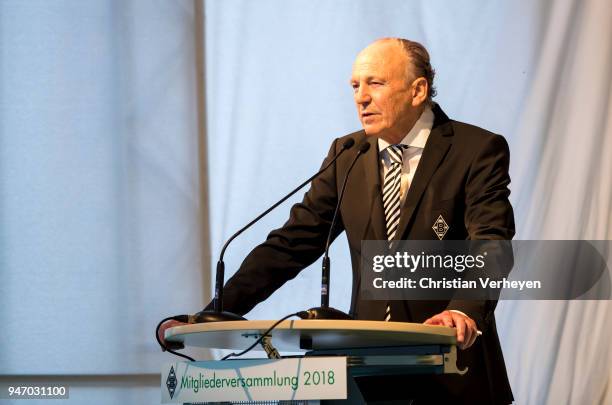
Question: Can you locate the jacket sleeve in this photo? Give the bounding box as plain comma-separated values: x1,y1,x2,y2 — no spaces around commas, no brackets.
204,138,344,316
447,133,515,330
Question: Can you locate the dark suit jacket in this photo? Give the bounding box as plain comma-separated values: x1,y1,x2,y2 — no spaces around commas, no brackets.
213,104,515,404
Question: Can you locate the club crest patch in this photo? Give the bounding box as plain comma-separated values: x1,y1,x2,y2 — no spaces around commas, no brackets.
432,214,449,240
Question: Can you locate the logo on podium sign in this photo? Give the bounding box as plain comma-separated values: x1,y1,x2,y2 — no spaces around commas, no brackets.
165,366,177,399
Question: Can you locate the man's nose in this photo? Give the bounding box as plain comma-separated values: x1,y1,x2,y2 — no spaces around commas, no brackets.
354,86,371,104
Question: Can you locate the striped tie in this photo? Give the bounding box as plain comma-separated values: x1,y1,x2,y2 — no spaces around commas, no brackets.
382,144,404,321
383,145,404,241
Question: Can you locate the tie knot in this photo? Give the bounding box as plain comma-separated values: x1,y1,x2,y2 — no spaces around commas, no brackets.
387,144,404,165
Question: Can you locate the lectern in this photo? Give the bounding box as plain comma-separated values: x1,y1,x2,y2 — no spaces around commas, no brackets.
164,320,465,404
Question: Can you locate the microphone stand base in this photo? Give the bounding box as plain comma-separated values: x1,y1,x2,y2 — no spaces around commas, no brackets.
302,307,354,320
191,310,246,323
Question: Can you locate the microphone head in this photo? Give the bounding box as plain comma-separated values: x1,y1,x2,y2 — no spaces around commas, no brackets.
342,138,355,149
358,141,371,153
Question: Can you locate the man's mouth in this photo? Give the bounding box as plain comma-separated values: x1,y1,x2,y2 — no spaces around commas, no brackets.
361,112,379,122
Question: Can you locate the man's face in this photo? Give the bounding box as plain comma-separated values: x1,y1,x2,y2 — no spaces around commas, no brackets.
351,41,426,143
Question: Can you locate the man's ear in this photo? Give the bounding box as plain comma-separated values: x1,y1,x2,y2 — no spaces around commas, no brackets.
411,77,429,107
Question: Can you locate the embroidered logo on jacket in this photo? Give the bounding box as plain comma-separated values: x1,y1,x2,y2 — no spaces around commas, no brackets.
432,214,449,240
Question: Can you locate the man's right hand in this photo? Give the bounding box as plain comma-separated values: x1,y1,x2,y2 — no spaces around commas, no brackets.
158,319,188,350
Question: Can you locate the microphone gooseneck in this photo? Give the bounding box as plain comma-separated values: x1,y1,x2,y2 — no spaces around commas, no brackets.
306,140,371,320
193,137,356,323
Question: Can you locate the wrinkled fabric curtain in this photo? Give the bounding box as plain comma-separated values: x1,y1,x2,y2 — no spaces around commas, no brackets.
494,0,612,403
1,0,207,403
204,1,611,404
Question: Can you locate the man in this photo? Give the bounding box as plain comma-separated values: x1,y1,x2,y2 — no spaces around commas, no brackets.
164,38,515,403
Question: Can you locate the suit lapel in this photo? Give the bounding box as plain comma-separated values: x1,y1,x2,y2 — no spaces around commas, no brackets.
360,135,386,241
394,107,453,241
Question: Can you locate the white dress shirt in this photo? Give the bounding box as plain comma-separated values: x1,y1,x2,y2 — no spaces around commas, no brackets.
378,107,434,205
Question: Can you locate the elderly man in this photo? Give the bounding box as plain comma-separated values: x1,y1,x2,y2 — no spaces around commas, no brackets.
166,38,515,403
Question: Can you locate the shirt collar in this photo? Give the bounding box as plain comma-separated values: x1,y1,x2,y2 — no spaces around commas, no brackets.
378,106,434,152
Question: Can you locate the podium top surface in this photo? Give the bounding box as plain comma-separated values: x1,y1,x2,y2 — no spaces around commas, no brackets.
166,320,456,352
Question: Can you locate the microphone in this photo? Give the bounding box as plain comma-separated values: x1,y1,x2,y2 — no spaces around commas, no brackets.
191,137,356,323
302,140,371,320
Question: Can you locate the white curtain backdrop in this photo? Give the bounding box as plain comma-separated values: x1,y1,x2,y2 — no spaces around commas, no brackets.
1,0,207,403
204,1,611,404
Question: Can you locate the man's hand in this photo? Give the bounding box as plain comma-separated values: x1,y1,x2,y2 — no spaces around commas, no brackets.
424,310,479,350
157,319,188,350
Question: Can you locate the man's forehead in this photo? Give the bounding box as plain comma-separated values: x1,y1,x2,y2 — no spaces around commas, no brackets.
351,46,408,79
352,59,385,75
